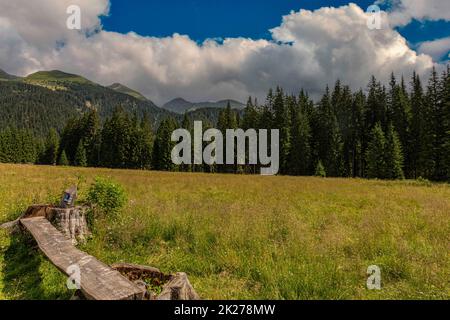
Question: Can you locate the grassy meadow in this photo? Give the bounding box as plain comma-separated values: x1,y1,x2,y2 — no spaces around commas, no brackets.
0,163,449,300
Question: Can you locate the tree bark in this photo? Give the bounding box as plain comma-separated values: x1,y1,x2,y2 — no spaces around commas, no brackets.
112,263,200,300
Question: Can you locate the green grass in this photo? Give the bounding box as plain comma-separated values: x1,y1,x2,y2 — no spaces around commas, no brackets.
0,164,449,300
25,70,92,84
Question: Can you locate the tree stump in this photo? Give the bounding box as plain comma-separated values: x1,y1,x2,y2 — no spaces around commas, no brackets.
157,272,200,301
21,204,90,245
112,263,200,300
50,207,90,245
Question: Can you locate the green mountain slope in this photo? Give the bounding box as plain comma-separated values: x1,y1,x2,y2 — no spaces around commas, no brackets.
108,83,148,101
0,70,174,136
0,68,241,136
0,69,20,81
25,70,92,84
22,70,95,92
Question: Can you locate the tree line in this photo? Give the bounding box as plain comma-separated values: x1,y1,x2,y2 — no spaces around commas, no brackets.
0,66,449,181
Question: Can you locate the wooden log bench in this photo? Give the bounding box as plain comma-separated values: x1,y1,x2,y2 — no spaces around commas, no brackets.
20,217,145,300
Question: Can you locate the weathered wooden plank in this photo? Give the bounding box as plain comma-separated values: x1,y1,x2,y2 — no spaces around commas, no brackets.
0,219,19,230
20,217,145,300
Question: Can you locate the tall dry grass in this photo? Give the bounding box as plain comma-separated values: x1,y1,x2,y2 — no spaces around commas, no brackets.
0,164,449,299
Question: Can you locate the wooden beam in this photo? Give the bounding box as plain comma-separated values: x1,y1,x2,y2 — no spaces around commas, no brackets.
20,217,145,300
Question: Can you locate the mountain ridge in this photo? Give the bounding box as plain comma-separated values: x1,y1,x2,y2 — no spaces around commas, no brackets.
25,70,93,84
0,67,243,136
108,83,149,102
0,68,174,136
0,68,20,81
163,98,245,114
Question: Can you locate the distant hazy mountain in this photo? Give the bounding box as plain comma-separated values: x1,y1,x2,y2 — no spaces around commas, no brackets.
0,68,20,81
163,97,245,114
108,83,148,101
185,107,245,126
162,98,193,113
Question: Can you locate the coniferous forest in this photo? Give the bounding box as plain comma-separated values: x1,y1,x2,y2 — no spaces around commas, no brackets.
1,66,449,182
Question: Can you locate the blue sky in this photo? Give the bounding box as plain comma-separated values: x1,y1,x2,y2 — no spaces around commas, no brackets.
2,0,448,104
102,0,450,49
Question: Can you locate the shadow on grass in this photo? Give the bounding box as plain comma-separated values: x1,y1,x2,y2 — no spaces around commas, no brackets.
1,230,72,300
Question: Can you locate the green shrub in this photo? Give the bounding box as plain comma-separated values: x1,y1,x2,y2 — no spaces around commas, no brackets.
416,177,432,187
87,177,127,216
315,160,326,178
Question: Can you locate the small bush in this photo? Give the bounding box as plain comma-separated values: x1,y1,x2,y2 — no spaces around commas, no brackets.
416,177,432,187
87,177,127,216
315,160,326,178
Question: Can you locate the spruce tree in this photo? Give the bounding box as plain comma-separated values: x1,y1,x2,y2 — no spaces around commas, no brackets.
316,87,333,173
337,85,354,177
316,87,344,177
179,113,193,172
273,87,291,174
315,160,326,178
138,114,153,170
241,97,259,173
129,112,142,169
100,106,132,168
384,124,404,179
82,110,101,166
441,66,450,182
42,128,59,165
59,117,80,163
428,67,448,181
329,115,344,177
289,108,311,176
152,117,178,171
74,141,87,167
366,76,388,131
22,130,39,163
242,97,259,130
388,74,411,177
410,72,434,178
217,102,238,173
349,90,365,177
59,110,100,166
366,123,386,179
0,129,8,162
0,128,39,164
58,150,69,166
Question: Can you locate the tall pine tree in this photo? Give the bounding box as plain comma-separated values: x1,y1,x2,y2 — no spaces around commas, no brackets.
384,124,404,179
366,123,386,179
41,128,59,165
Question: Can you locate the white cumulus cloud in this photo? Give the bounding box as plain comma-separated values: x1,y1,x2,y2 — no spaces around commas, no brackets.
418,37,450,62
0,0,442,105
378,0,450,26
